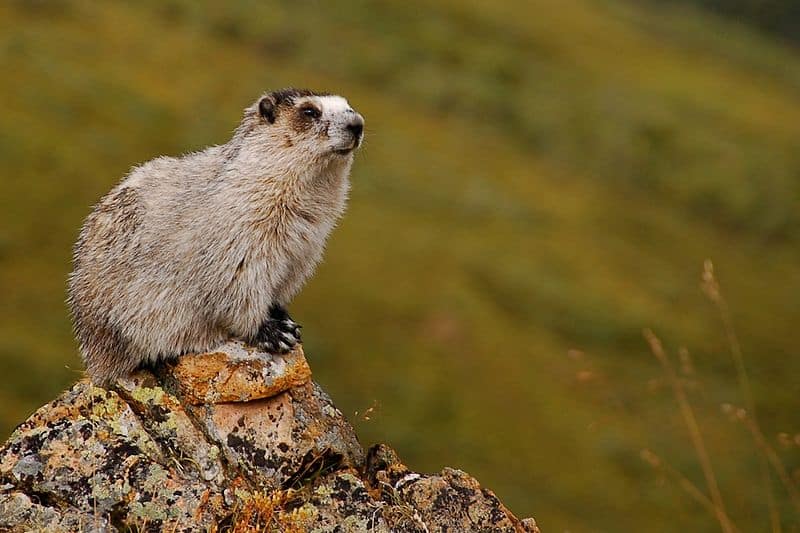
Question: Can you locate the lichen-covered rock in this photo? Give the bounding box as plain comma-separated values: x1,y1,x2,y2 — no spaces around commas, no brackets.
0,344,538,532
364,444,540,533
115,370,227,487
167,341,312,404
0,380,227,531
189,380,364,491
0,491,109,533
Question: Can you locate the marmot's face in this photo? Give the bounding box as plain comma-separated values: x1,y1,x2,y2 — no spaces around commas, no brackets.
256,88,364,161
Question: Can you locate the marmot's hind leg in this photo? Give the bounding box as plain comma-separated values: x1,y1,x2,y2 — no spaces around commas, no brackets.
77,319,139,386
247,305,302,353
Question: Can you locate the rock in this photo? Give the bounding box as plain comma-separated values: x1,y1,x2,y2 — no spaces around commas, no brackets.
0,343,538,532
188,381,364,492
166,341,312,405
0,491,110,533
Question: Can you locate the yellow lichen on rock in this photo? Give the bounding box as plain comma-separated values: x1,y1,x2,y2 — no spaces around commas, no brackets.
0,343,537,532
170,342,312,404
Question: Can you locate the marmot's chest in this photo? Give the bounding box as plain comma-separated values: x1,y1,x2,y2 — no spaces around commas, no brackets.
265,203,337,256
254,175,348,263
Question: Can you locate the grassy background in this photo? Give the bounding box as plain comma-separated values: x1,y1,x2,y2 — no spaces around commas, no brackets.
1,1,799,531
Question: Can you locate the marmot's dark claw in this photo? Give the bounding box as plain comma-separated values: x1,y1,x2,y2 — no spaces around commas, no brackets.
268,305,302,342
282,319,302,341
251,316,301,353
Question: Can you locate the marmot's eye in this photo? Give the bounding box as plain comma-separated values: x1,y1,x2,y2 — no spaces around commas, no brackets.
302,107,321,119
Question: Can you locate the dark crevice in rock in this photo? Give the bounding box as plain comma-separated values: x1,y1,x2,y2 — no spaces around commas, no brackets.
281,448,344,490
108,501,129,532
149,363,184,399
100,391,173,475
4,482,72,515
213,511,235,533
28,491,64,511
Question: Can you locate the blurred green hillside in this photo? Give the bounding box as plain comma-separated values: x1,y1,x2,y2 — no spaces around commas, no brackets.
657,0,800,45
1,1,799,531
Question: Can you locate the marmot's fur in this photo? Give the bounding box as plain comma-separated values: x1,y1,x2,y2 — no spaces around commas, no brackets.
68,88,364,384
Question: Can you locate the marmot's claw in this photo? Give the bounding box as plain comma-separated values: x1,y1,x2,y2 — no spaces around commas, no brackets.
279,330,297,343
252,317,301,354
253,337,296,355
281,319,302,341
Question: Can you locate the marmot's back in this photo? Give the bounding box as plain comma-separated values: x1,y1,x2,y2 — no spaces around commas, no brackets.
69,88,364,384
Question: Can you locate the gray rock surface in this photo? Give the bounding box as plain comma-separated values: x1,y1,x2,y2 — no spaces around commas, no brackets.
0,343,538,532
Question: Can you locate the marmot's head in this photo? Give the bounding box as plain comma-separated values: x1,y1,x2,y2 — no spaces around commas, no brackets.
234,88,364,172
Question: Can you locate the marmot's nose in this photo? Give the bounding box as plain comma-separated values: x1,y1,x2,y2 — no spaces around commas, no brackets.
346,116,364,140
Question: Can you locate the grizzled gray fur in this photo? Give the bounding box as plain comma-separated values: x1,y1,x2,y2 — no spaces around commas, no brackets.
68,88,364,384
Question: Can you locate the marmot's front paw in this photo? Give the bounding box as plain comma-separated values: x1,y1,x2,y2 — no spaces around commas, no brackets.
251,317,302,353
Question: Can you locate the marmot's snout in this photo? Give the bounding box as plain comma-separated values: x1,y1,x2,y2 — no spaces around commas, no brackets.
346,115,364,146
332,110,364,155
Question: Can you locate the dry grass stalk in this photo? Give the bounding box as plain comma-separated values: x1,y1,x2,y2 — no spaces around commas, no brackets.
226,489,310,533
644,328,736,533
724,406,800,515
640,449,741,533
702,260,782,532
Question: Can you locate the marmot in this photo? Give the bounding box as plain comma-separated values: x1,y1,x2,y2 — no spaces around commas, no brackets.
68,88,364,385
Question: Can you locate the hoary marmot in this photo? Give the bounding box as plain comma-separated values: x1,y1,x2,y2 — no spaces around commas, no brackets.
68,88,364,385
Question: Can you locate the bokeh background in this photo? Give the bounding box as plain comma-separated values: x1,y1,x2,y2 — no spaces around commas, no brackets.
1,1,799,531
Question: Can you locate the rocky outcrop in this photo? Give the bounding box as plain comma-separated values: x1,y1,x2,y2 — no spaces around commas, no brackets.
0,342,539,532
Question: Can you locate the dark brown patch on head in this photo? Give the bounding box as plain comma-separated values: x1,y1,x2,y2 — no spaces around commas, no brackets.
270,88,322,105
258,98,277,123
287,101,323,133
297,102,321,119
258,87,330,129
283,135,294,148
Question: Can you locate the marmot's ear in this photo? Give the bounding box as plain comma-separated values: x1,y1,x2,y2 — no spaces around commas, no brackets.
258,96,277,124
